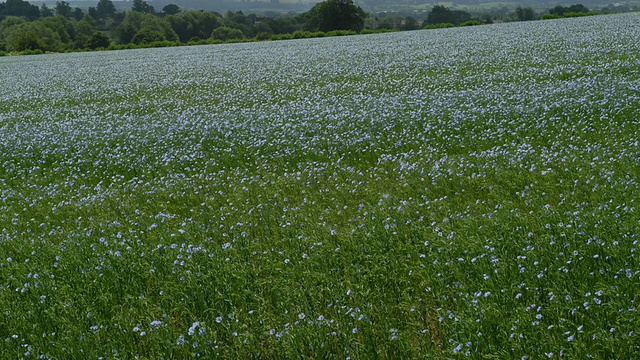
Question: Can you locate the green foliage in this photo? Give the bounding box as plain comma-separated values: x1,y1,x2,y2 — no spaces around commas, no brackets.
12,29,46,51
400,16,419,31
461,20,482,26
271,32,294,40
54,1,72,19
326,29,356,36
166,11,222,43
113,12,177,44
423,23,454,29
515,6,537,21
96,0,116,20
162,4,181,15
2,20,67,52
541,14,561,20
132,0,155,14
87,31,110,49
1,0,41,21
267,16,302,35
304,0,367,33
131,28,165,44
427,5,472,26
360,28,395,34
40,4,53,18
255,31,272,41
20,47,43,54
563,12,598,18
0,49,5,55
550,4,590,16
210,26,243,41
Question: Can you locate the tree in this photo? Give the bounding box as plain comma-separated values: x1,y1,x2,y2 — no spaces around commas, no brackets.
2,0,41,21
72,7,83,21
96,0,116,19
55,1,73,19
40,4,53,18
131,28,164,44
132,0,155,14
166,11,223,43
13,29,46,51
400,16,418,31
162,4,181,15
515,6,536,21
549,4,589,16
210,26,243,41
87,30,110,49
427,5,471,26
72,17,95,48
304,0,366,33
267,16,301,34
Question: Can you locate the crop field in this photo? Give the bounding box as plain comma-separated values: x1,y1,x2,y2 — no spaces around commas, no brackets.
1,12,639,358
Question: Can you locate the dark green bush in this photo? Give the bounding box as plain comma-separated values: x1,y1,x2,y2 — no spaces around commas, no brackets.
255,32,272,41
461,20,482,26
424,23,454,29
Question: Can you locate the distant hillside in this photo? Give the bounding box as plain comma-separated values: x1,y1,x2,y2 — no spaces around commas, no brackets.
30,0,640,14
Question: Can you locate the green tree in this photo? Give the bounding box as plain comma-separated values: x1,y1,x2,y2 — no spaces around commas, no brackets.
72,17,95,48
210,26,243,41
3,21,63,51
13,29,46,51
427,5,471,26
113,11,177,44
267,16,301,34
55,1,73,19
162,4,181,15
400,16,418,31
132,0,155,14
40,4,53,18
131,28,164,44
515,6,536,21
39,15,72,44
72,7,83,21
304,0,366,33
87,30,110,49
166,11,222,43
96,0,116,19
1,0,41,21
549,5,589,16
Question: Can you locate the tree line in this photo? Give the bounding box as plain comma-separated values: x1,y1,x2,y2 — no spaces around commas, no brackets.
0,0,603,55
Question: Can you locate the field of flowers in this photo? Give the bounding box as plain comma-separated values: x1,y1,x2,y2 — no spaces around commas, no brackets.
1,12,639,358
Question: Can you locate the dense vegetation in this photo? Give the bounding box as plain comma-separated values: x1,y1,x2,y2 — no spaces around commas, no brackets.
0,0,608,55
1,11,639,358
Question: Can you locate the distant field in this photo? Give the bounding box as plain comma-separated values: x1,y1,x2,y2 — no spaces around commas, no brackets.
1,13,639,358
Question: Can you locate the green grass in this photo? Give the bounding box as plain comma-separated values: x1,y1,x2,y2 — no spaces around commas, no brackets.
1,13,639,358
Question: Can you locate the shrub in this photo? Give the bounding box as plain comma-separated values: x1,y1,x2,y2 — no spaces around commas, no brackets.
461,20,482,26
563,12,596,18
210,27,244,41
21,48,44,55
541,14,561,20
292,31,314,39
131,29,166,45
271,33,294,41
326,29,357,36
255,32,272,41
87,31,111,50
424,23,454,29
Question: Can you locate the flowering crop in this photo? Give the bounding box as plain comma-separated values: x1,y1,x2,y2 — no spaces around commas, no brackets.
1,13,639,358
